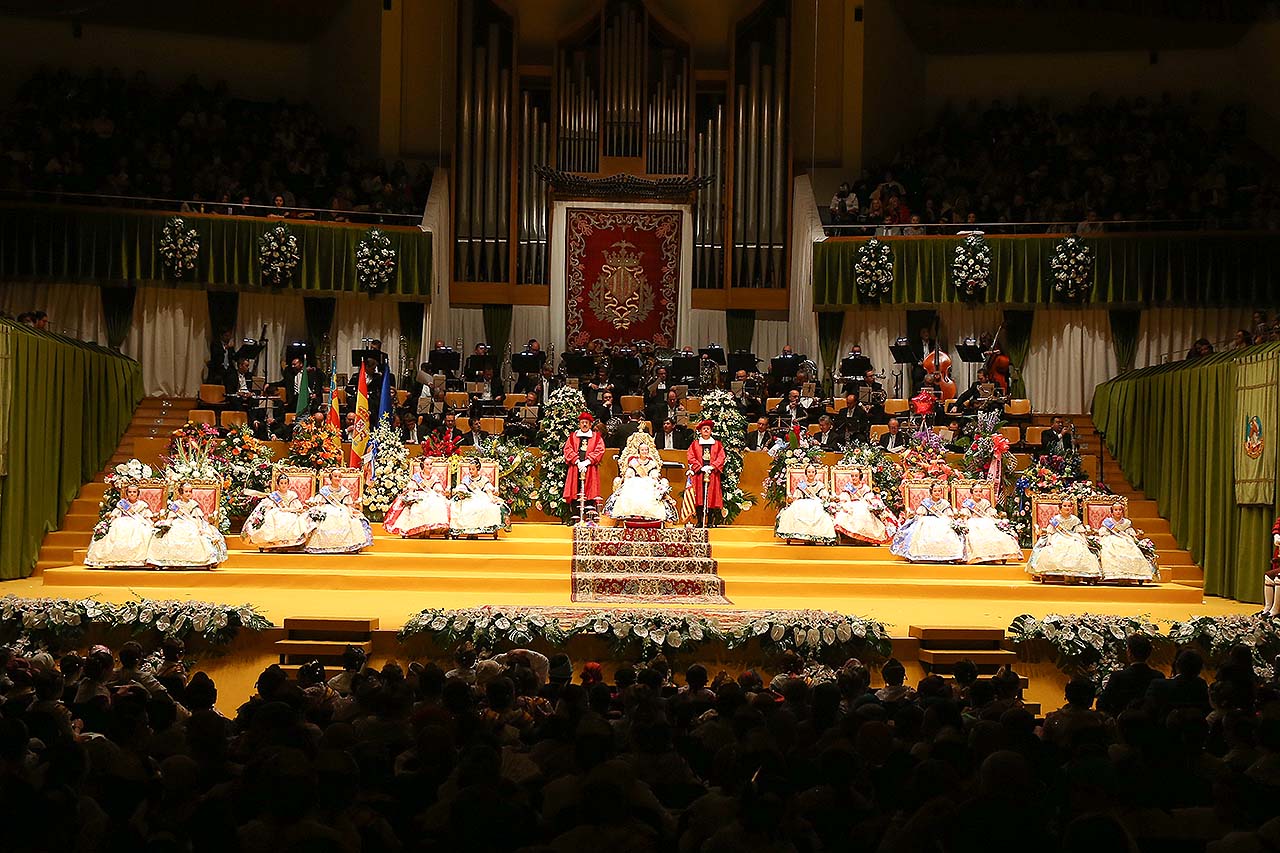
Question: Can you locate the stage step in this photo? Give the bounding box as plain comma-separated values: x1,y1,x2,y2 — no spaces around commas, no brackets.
910,626,1004,642
275,639,372,657
278,615,379,672
918,648,1017,666
283,616,380,633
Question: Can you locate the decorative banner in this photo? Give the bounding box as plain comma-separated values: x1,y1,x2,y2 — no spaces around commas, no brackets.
565,208,680,348
1234,353,1278,505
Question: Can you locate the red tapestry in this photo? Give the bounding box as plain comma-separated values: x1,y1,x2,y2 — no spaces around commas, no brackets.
565,208,681,348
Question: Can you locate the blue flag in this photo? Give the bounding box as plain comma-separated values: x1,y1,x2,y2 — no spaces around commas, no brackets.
379,367,394,429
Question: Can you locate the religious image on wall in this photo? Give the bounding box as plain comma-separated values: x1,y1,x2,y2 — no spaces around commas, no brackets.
1234,353,1279,505
565,208,681,347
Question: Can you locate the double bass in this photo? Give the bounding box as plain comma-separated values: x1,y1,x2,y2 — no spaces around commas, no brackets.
921,339,957,400
983,325,1012,396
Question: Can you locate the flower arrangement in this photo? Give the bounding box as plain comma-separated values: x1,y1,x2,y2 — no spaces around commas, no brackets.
258,223,300,286
288,417,343,468
1049,235,1094,301
159,438,229,531
421,432,464,458
853,237,894,300
218,424,274,518
900,429,959,481
159,216,200,279
1008,612,1161,688
97,458,156,523
534,386,590,521
397,606,567,650
951,233,992,298
697,390,754,522
567,609,725,657
764,425,827,508
1168,615,1280,681
0,595,273,655
731,610,892,664
363,422,408,520
961,411,1018,495
355,228,397,293
472,435,539,518
838,442,906,514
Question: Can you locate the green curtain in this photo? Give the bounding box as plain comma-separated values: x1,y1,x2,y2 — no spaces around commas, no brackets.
0,319,142,579
1003,309,1034,399
1108,309,1141,373
0,204,433,296
207,291,239,339
1093,342,1280,602
99,285,136,350
726,309,755,353
816,312,844,384
398,301,425,370
811,234,1280,307
482,304,514,356
303,297,335,365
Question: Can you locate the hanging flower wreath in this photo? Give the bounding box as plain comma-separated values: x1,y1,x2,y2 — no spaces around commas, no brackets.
258,223,300,286
951,233,991,299
159,216,200,279
853,237,894,300
1049,235,1094,301
356,228,397,293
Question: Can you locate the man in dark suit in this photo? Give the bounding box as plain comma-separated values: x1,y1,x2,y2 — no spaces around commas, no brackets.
654,417,692,451
645,366,671,407
812,415,841,451
745,416,775,452
648,389,685,431
530,364,561,404
433,412,473,447
467,367,504,419
910,326,940,393
950,369,995,415
283,356,320,414
1040,417,1075,456
1096,635,1165,715
209,328,237,385
878,417,909,452
224,358,257,411
1145,649,1211,717
773,389,808,427
592,389,622,426
730,369,764,421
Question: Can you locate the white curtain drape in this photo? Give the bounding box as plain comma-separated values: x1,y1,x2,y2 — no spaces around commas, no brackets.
681,309,728,350
0,281,109,345
1135,307,1255,368
789,175,821,360
1024,308,1118,414
422,168,450,346
122,285,210,397
752,318,791,362
334,297,401,374
451,307,486,353
511,305,550,355
837,308,904,384
236,290,308,372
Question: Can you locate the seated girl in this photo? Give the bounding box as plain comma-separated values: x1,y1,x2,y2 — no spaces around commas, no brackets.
305,470,374,554
384,458,451,537
832,468,897,544
890,482,964,563
775,465,838,545
954,484,1022,564
605,441,676,522
1096,501,1159,582
86,484,155,567
146,481,228,569
450,458,510,538
241,471,315,551
1027,497,1102,580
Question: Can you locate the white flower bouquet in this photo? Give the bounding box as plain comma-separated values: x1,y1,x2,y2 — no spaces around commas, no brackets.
951,233,992,298
568,609,725,656
258,223,300,286
732,609,892,661
398,605,567,649
356,228,398,292
159,216,200,278
853,237,894,299
1049,235,1094,300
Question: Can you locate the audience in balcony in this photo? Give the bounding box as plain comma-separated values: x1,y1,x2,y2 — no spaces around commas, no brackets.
0,68,431,219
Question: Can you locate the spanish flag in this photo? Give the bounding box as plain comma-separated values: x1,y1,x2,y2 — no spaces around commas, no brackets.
349,362,370,467
326,358,341,432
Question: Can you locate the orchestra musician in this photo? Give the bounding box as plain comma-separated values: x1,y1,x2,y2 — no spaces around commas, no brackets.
834,395,868,444
648,389,686,430
746,416,775,451
655,416,693,451
1040,416,1076,456
878,417,909,452
464,343,491,381
504,391,542,446
774,388,810,426
768,345,803,396
838,345,874,394
223,357,257,411
950,369,998,415
981,333,1013,397
513,340,547,392
433,411,472,447
592,389,623,425
812,415,841,451
730,369,764,420
398,411,424,444
586,365,615,407
208,328,237,385
910,326,941,394
645,366,671,405
533,364,561,403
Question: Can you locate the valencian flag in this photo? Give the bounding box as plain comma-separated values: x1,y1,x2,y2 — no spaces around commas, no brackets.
349,362,370,467
326,358,341,432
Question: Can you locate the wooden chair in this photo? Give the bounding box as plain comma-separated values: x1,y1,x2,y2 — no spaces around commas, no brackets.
806,423,822,436
184,479,223,524
766,397,782,411
831,465,872,495
1024,426,1047,448
620,395,645,413
1031,493,1072,537
284,412,297,425
220,410,248,429
322,467,365,504
869,424,889,444
999,426,1021,446
1083,495,1126,531
454,415,471,433
272,465,318,503
950,478,996,509
198,384,226,407
785,465,827,498
884,399,910,416
188,409,216,426
445,391,470,409
395,389,409,406
1004,399,1032,419
504,395,522,409
832,398,850,412
684,397,702,415
478,417,505,435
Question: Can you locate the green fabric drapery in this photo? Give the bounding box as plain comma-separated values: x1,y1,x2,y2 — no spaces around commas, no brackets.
302,297,335,366
0,319,142,579
482,305,514,356
816,312,844,382
811,234,1280,307
1093,342,1280,603
397,302,425,370
1108,309,1142,373
1003,309,1034,399
726,310,755,353
99,285,136,350
207,291,239,338
0,204,433,296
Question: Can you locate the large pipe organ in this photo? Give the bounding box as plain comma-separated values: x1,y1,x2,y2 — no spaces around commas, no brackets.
452,0,791,301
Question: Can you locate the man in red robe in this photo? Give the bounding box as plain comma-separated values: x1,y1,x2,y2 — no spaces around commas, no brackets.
1265,515,1280,617
563,412,606,507
686,419,726,525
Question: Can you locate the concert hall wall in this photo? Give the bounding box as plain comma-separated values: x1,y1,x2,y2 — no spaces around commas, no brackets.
1094,342,1280,603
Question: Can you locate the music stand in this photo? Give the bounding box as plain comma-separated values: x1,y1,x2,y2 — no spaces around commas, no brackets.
351,348,387,369
563,352,595,378
511,352,541,375
670,355,699,385
955,340,985,363
609,352,641,378
284,341,311,366
840,355,871,376
726,351,758,375
889,340,916,365
698,345,726,365
427,347,460,376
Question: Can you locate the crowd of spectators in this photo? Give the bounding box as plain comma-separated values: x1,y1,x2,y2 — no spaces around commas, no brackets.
0,68,431,220
827,93,1280,234
2,634,1280,852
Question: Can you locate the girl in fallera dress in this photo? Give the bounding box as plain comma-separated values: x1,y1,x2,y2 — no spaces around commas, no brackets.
305,470,374,554
890,482,965,562
832,468,898,544
384,458,452,537
775,465,838,544
1096,501,1159,582
146,481,228,569
954,485,1022,564
605,440,675,522
450,459,510,538
1028,497,1102,580
86,484,155,567
241,471,315,551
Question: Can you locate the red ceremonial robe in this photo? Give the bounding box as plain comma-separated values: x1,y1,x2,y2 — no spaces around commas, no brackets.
686,439,726,509
1270,516,1280,576
563,430,606,500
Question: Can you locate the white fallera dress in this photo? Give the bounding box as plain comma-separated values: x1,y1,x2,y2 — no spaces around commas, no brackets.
890,498,965,562
383,473,451,537
775,479,838,544
85,499,155,567
957,497,1022,564
605,459,675,521
1028,513,1102,578
1097,517,1159,581
146,499,228,568
241,489,315,550
832,484,897,544
450,473,509,536
305,486,375,553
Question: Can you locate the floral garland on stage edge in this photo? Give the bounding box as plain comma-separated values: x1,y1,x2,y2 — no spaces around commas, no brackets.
838,442,905,515
569,610,725,657
1168,615,1280,681
96,458,156,523
1049,235,1094,301
363,422,408,520
472,435,538,518
733,610,893,665
1008,613,1161,689
356,228,397,293
697,390,754,521
258,223,300,286
287,417,343,468
398,606,567,650
853,237,894,300
764,426,827,508
0,595,273,656
534,386,590,521
159,216,200,279
951,233,992,299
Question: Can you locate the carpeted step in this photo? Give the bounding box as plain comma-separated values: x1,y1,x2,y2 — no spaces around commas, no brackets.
570,571,728,604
